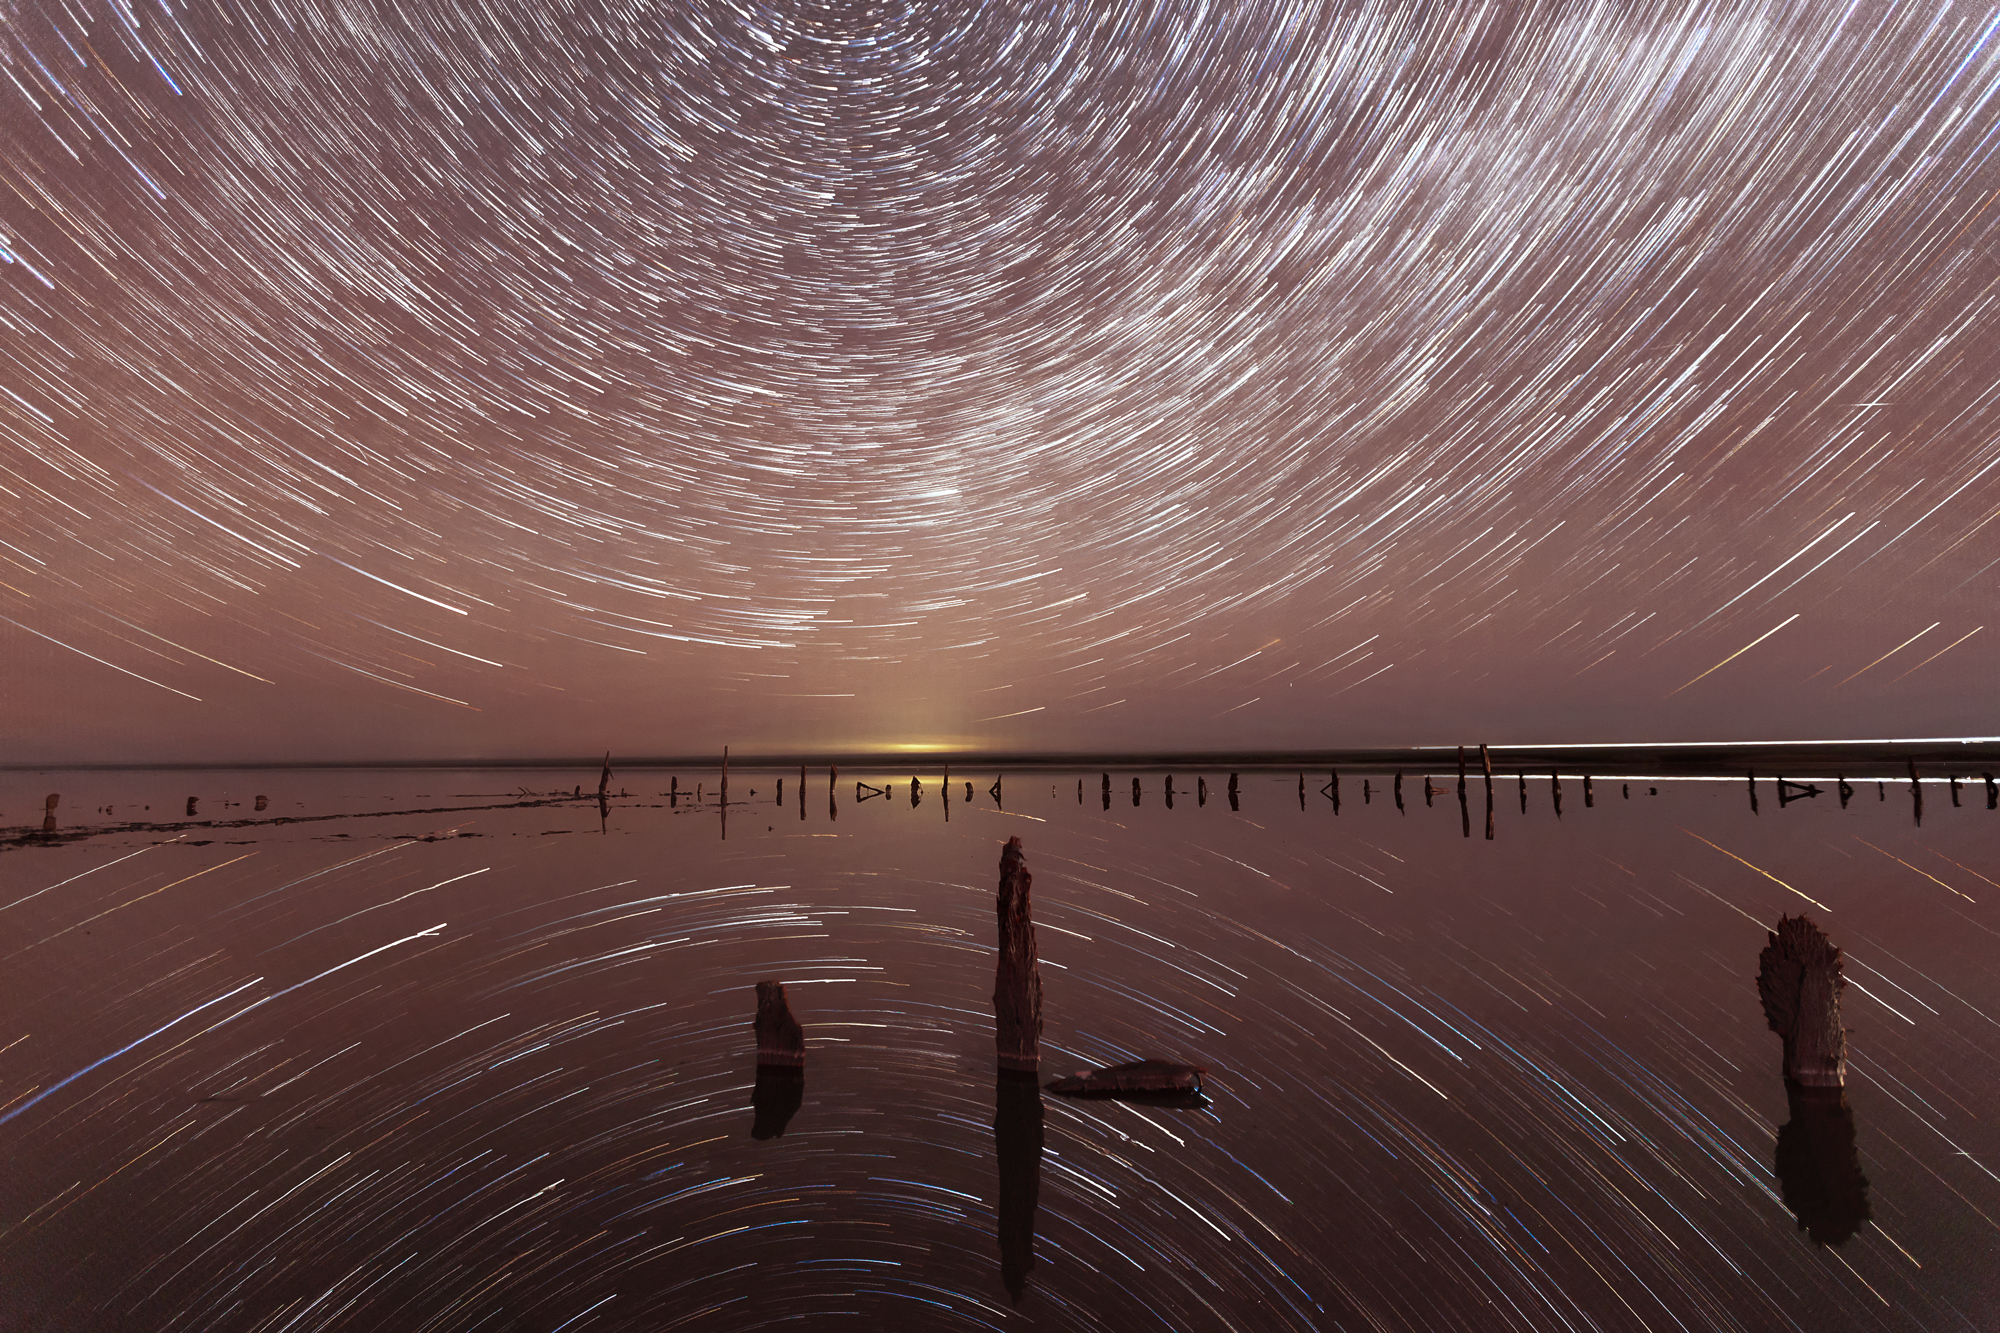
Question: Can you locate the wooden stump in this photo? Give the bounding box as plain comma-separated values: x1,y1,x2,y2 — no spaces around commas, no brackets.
994,837,1044,1072
1757,916,1847,1088
754,979,806,1067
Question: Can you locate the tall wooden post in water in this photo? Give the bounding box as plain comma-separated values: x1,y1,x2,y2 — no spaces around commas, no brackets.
994,838,1044,1072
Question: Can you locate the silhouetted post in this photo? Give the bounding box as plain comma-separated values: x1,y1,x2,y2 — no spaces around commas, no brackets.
1297,773,1305,810
755,980,806,1067
1837,775,1852,808
1551,773,1562,818
1362,778,1371,804
1456,747,1470,838
1197,776,1207,807
255,795,268,811
186,796,198,817
1908,759,1922,826
599,752,612,801
1986,772,1997,810
911,777,923,808
722,746,729,807
1517,773,1527,813
1748,770,1760,815
1077,778,1083,804
42,793,57,834
1950,775,1961,807
777,778,784,806
1132,776,1141,807
800,768,806,821
994,838,1043,1072
991,775,1004,806
1394,772,1404,813
1164,775,1174,809
1423,777,1435,808
1621,783,1629,799
1758,916,1848,1088
671,776,679,806
1330,769,1341,814
1776,1082,1870,1246
1583,776,1593,808
1480,744,1494,840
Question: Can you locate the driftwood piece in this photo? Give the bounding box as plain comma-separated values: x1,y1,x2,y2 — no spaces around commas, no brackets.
754,979,806,1067
994,837,1044,1072
1045,1059,1206,1099
1757,916,1847,1088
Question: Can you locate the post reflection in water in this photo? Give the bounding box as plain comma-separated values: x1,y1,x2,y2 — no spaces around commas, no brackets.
993,1067,1044,1304
750,1064,805,1141
1775,1084,1871,1246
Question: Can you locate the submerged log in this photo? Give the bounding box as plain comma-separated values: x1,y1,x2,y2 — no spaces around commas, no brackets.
994,837,1044,1072
1045,1060,1207,1099
1757,916,1847,1088
754,979,806,1067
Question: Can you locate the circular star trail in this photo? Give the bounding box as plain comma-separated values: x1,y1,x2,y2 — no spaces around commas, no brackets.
2,0,1997,758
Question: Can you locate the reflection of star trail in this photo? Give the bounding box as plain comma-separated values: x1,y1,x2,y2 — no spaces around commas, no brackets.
1,769,1998,1327
3,1,1998,758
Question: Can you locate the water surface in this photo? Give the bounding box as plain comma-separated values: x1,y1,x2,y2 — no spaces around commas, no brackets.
3,765,1996,1330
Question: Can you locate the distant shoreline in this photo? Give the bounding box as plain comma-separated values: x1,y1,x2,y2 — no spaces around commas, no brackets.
5,737,1997,778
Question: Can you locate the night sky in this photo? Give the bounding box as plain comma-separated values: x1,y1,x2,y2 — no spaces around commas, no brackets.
2,0,1996,765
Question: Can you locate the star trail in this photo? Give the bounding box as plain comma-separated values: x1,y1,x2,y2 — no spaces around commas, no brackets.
1,0,1996,761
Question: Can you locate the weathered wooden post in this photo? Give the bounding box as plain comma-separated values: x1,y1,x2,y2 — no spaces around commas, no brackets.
42,792,57,834
1583,775,1594,808
1950,775,1961,807
1423,777,1435,808
1330,769,1341,814
1986,772,1998,810
1481,744,1494,840
186,796,198,817
1757,916,1848,1089
1518,773,1527,813
254,795,268,811
755,979,806,1066
1908,759,1922,826
1297,773,1305,810
751,980,806,1141
1747,769,1759,814
1164,775,1174,809
994,838,1044,1073
598,752,612,801
1197,776,1207,807
1551,773,1562,818
1837,775,1852,808
1456,747,1470,838
1132,776,1141,807
1776,1081,1870,1246
721,745,729,808
1394,772,1404,813
1362,778,1372,805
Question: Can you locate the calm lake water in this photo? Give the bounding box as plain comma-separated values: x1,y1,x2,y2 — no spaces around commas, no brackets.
3,765,1997,1331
